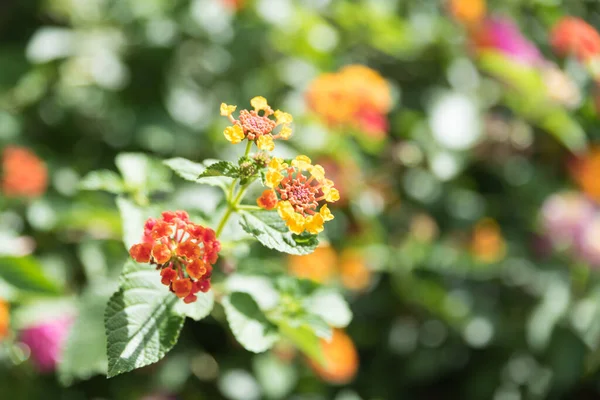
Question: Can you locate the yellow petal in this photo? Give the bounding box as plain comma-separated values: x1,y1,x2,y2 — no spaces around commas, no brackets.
268,157,285,171
251,96,269,111
325,187,340,202
257,135,275,151
224,125,245,144
310,165,325,181
220,103,237,117
274,110,293,125
279,125,292,140
266,170,284,188
320,204,334,221
305,213,324,234
292,155,312,171
286,214,306,234
277,201,295,218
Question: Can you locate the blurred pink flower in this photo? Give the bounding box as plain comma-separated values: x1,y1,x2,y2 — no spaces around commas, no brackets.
540,191,595,249
473,16,543,66
576,215,600,267
20,316,74,373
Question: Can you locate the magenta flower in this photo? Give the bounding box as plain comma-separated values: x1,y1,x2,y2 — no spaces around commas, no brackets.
474,16,543,66
20,316,74,373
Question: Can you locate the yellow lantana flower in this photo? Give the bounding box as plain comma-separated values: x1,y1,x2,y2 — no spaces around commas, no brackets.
220,103,237,117
224,125,245,144
250,96,270,112
257,135,275,151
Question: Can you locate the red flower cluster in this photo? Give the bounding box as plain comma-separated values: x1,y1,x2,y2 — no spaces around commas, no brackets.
129,211,220,303
1,146,48,198
551,17,600,62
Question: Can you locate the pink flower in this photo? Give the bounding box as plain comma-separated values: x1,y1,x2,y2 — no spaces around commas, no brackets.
540,192,596,249
473,16,543,66
576,215,600,267
20,316,74,373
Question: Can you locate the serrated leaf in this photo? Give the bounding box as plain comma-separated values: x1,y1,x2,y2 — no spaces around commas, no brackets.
116,197,149,250
0,256,61,295
239,211,319,255
79,170,125,194
304,290,352,329
174,290,214,321
198,161,239,179
105,261,184,378
222,292,279,353
164,158,233,191
59,282,117,385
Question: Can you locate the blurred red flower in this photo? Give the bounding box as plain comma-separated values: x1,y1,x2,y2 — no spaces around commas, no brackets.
1,146,48,198
551,17,600,62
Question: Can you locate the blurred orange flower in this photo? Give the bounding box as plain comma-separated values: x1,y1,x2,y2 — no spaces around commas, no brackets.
0,299,9,340
288,245,337,284
551,17,600,62
339,250,371,292
1,146,48,198
570,146,600,202
448,0,486,26
306,65,392,138
310,329,359,384
470,219,506,263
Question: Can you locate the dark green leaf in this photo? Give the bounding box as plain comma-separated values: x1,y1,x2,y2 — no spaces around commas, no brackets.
0,256,61,295
198,161,239,179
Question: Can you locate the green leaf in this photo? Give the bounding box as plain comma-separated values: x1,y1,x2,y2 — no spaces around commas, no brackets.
278,321,324,364
540,111,587,154
174,290,214,321
115,153,173,193
59,282,117,385
253,353,298,399
104,260,184,378
198,161,239,179
164,157,233,191
304,290,352,329
239,211,319,255
222,292,279,353
0,256,61,295
116,197,149,250
79,170,125,194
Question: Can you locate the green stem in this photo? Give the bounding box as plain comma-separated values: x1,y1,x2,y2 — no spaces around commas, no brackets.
215,140,255,238
237,205,262,211
215,182,254,238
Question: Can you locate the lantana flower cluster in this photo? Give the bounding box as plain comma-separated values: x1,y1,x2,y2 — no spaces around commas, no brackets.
2,146,48,198
220,96,293,151
305,65,392,138
258,156,339,235
129,211,220,303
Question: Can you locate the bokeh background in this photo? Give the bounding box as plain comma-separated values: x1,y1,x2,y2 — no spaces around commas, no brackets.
3,0,600,398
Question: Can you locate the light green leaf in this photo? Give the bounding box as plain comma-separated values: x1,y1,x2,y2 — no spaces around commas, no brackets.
198,161,239,179
540,111,587,154
278,321,324,364
79,170,125,194
304,290,352,329
164,157,232,191
0,256,61,295
116,197,149,250
174,290,214,321
222,292,279,353
105,260,184,378
239,211,319,255
115,153,173,194
59,282,117,385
